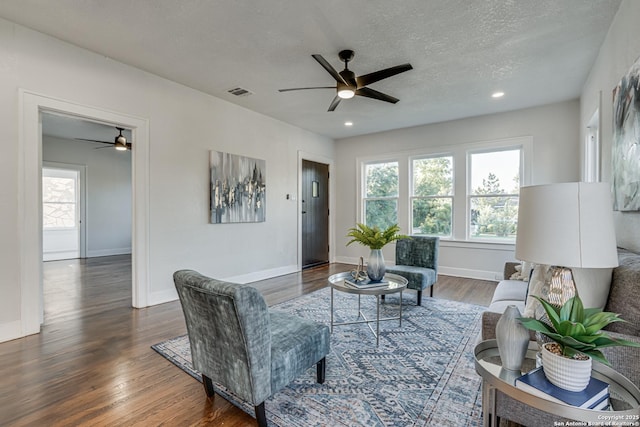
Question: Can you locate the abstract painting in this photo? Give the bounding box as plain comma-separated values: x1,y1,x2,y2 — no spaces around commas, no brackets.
612,55,640,211
210,151,266,223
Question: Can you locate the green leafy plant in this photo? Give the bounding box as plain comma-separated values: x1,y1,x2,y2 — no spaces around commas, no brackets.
345,223,409,250
519,295,640,365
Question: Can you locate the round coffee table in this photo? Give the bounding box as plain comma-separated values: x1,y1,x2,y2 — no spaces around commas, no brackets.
327,272,408,346
474,339,640,427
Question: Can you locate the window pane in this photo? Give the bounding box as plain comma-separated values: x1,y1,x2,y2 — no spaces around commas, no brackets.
412,198,452,237
365,162,398,197
470,149,520,195
43,176,76,202
365,199,397,230
43,202,76,228
413,156,453,196
470,196,519,239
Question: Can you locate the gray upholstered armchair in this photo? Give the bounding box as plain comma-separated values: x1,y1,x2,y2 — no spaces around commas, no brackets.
173,270,330,427
385,236,439,306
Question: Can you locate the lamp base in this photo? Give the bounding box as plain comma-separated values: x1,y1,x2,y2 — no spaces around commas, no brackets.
542,266,577,307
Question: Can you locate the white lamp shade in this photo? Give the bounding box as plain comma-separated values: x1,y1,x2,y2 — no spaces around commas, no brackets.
515,182,618,268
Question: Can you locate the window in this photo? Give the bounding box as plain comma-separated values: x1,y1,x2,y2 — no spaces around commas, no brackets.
42,168,78,229
411,155,453,237
469,148,521,241
363,161,398,229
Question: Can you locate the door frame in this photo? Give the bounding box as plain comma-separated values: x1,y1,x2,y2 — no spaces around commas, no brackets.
297,151,334,270
19,90,150,336
42,161,87,259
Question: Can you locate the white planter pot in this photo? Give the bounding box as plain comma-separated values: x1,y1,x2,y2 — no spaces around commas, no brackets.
541,342,592,392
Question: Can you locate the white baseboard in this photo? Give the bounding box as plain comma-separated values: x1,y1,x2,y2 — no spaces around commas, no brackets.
147,264,301,307
43,250,79,261
0,320,26,343
86,248,132,258
223,264,299,284
437,266,501,281
148,288,179,306
334,257,500,282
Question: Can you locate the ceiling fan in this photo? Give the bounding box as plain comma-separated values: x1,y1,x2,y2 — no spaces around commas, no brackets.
279,50,413,111
75,126,131,151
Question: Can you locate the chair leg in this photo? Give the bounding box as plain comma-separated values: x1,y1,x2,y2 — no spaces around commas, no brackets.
202,374,215,399
416,290,423,306
380,294,385,303
430,285,433,298
317,357,326,384
255,402,267,427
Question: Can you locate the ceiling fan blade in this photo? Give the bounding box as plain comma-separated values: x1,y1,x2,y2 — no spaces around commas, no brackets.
356,63,413,88
279,86,335,92
75,138,112,144
327,95,342,112
355,87,399,104
312,54,347,85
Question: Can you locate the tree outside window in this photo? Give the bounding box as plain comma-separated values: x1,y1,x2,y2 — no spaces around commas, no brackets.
364,162,398,230
411,156,453,237
469,149,521,240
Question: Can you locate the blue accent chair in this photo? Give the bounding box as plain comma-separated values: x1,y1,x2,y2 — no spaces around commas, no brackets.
385,236,439,306
173,270,330,427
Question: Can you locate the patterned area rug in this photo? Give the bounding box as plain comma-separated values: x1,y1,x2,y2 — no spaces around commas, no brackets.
152,287,485,426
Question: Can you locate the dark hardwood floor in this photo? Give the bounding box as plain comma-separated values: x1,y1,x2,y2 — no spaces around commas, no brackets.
0,256,497,426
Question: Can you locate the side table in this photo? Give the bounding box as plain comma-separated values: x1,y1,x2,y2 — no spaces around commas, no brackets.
327,272,408,346
474,339,640,427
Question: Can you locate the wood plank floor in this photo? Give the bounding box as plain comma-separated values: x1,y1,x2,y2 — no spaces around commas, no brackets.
0,256,497,426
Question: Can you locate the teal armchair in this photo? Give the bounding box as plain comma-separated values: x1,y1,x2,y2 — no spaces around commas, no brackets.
385,236,439,305
173,270,330,426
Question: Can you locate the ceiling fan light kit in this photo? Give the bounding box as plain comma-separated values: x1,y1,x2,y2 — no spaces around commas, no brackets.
76,126,131,151
279,49,412,111
114,131,128,151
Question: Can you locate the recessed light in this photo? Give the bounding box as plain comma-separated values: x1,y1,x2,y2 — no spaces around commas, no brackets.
492,91,505,98
344,121,353,127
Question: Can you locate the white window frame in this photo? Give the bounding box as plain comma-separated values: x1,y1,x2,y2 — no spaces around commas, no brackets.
355,136,531,246
467,145,524,242
361,159,400,228
409,153,454,237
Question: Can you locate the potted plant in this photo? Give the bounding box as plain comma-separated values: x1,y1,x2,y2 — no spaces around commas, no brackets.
346,223,409,282
519,294,640,392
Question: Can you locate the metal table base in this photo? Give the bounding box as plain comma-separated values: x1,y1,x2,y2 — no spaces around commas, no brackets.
330,287,404,346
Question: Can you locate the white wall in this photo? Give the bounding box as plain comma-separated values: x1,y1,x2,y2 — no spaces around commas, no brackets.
580,0,640,253
334,100,580,280
0,18,333,342
43,136,132,257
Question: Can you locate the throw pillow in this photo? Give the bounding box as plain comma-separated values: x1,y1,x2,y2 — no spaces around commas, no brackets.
509,261,534,281
523,264,550,318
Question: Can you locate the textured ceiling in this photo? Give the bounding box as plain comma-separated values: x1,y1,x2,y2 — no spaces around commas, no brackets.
0,0,622,139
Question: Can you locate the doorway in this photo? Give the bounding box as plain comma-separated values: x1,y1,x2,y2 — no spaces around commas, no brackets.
301,159,329,269
20,91,150,337
42,164,86,261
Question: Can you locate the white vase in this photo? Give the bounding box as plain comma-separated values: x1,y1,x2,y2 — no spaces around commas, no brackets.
366,249,386,282
495,305,530,371
541,342,592,392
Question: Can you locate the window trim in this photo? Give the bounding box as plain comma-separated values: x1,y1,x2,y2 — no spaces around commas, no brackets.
409,153,454,237
355,136,531,245
466,145,525,242
361,159,400,228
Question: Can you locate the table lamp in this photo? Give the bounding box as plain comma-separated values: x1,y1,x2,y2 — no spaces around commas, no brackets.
515,182,618,307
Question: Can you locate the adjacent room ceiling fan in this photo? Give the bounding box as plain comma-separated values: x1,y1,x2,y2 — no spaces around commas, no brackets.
279,50,413,111
75,126,131,151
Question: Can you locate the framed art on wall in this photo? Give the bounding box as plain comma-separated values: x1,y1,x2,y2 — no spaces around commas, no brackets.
210,151,266,223
612,55,640,211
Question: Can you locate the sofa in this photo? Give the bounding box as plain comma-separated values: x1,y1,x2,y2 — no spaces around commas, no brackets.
481,248,640,426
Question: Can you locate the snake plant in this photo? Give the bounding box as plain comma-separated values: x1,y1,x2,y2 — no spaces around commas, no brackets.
519,295,640,366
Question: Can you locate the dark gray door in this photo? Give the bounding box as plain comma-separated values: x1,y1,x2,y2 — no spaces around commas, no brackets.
301,160,329,269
